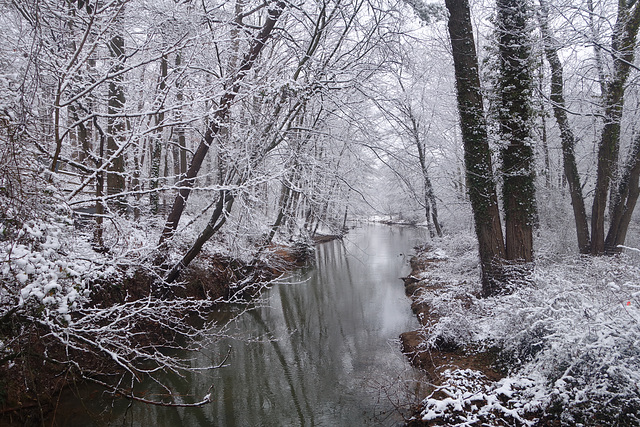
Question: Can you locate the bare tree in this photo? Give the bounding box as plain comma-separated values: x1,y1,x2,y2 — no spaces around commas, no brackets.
370,69,444,237
591,0,640,254
106,10,127,205
538,0,591,253
538,0,640,255
158,1,287,246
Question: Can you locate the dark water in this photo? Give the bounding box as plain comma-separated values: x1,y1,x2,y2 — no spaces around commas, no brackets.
50,224,427,426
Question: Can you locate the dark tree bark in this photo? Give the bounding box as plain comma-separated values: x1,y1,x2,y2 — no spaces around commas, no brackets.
150,54,168,214
413,117,443,238
106,29,126,203
538,0,591,254
445,0,506,296
93,116,106,248
250,179,295,266
605,135,640,253
68,103,92,164
159,1,286,246
165,190,235,283
496,0,536,263
173,51,188,178
538,0,640,256
536,53,551,190
540,100,551,189
591,0,640,254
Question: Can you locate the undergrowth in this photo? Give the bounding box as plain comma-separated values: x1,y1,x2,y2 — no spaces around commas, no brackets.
409,228,640,426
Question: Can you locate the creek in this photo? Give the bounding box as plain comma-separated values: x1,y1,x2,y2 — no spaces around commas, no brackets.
50,224,427,426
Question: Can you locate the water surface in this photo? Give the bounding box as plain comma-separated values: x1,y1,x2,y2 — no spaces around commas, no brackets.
52,224,427,426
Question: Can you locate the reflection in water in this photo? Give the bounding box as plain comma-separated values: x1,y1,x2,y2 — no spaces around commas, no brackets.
49,224,428,426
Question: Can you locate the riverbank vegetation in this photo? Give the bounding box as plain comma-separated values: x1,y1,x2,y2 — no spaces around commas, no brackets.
1,0,377,420
2,0,640,424
0,176,311,422
401,227,640,425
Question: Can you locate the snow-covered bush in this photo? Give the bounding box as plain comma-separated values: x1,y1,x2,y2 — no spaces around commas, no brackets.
486,259,640,425
419,368,535,426
0,178,231,401
1,217,104,324
411,237,640,425
0,116,98,326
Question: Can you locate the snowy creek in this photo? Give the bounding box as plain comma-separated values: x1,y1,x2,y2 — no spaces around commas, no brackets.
48,224,428,426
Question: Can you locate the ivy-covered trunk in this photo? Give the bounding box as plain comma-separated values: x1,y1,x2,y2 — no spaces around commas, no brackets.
445,0,506,296
496,0,536,264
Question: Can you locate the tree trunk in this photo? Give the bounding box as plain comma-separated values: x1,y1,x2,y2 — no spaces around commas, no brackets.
251,180,294,266
159,1,286,246
132,148,141,221
165,190,235,283
420,151,442,238
445,0,506,296
497,0,536,263
605,134,640,253
537,57,551,189
93,116,106,247
150,54,168,214
106,28,126,206
68,103,92,164
591,1,640,254
538,0,591,254
175,52,188,177
541,107,551,189
411,113,443,238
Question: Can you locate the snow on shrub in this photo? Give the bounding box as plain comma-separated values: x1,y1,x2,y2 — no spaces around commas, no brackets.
1,218,99,324
419,368,536,426
411,240,640,425
486,258,640,425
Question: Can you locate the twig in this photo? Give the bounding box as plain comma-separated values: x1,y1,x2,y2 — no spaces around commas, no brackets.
84,376,214,407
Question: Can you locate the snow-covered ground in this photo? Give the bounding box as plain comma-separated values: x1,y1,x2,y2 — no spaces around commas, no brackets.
409,231,640,426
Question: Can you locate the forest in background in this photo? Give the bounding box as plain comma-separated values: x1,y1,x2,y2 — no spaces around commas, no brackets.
1,0,640,424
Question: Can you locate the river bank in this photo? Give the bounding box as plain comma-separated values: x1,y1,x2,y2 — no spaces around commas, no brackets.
398,236,640,426
0,240,314,426
398,245,506,425
399,248,502,383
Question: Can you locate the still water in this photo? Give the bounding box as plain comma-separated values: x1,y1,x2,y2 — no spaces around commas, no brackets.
53,224,427,426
